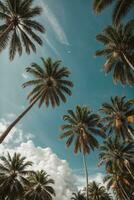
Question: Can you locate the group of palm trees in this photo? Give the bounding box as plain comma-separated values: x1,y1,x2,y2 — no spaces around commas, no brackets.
0,152,56,200
0,0,133,199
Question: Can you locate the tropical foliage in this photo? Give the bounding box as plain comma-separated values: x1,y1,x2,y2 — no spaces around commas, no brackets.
0,57,73,143
87,181,112,200
99,136,134,179
60,105,105,200
93,0,134,24
71,191,85,200
100,96,134,141
104,167,133,200
25,170,55,200
0,153,55,200
95,20,134,85
0,153,32,200
0,0,45,60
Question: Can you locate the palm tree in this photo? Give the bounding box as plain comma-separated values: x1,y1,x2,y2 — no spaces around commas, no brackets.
104,168,133,200
0,152,32,200
60,105,105,200
0,57,73,143
24,170,55,200
0,0,45,60
87,181,112,200
100,96,134,141
99,136,134,179
93,0,134,25
95,20,134,85
71,191,85,200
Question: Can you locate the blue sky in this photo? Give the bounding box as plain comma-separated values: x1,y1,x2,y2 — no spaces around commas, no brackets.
0,0,133,178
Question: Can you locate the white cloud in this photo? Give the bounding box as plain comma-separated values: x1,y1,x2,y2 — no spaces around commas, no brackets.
0,117,105,199
75,173,104,190
0,117,77,200
0,117,34,146
41,1,69,45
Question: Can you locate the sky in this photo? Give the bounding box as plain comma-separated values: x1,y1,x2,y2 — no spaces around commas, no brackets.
0,0,133,198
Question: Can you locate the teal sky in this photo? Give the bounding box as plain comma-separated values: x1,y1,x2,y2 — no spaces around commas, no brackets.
0,0,133,176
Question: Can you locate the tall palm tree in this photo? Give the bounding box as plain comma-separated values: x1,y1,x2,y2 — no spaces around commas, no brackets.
24,170,55,200
71,191,85,200
60,105,105,200
104,168,133,200
0,57,73,143
95,20,134,85
0,152,32,200
98,136,134,179
87,181,112,200
100,96,134,141
0,0,45,60
93,0,134,25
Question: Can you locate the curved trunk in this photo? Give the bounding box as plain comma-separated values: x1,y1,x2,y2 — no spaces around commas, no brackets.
0,22,14,39
122,52,134,71
0,99,38,144
83,153,88,200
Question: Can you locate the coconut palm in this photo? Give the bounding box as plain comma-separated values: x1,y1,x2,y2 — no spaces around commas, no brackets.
104,168,133,200
100,96,134,141
99,136,134,180
71,191,85,200
87,181,112,200
60,105,105,200
0,57,73,143
0,0,45,60
95,20,134,85
0,152,32,200
93,0,134,25
24,170,55,200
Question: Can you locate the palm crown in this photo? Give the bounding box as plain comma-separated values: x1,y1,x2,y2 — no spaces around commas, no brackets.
87,181,112,200
0,152,32,200
71,191,86,200
96,20,134,85
93,0,134,25
100,96,134,141
60,105,105,154
99,136,134,179
23,57,73,108
25,170,55,200
0,0,45,60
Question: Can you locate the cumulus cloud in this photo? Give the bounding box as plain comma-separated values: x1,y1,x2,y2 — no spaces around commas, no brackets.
0,117,77,200
75,173,104,190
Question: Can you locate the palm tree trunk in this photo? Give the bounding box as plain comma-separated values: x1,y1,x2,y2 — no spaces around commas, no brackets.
119,182,130,200
0,22,14,39
83,153,88,200
127,128,134,140
122,52,134,71
125,161,134,180
0,99,38,144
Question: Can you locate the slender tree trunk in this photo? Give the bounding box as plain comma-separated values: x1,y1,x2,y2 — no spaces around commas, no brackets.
124,160,134,180
127,128,134,140
122,52,134,71
119,182,130,200
83,153,88,200
0,99,38,144
0,22,14,39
